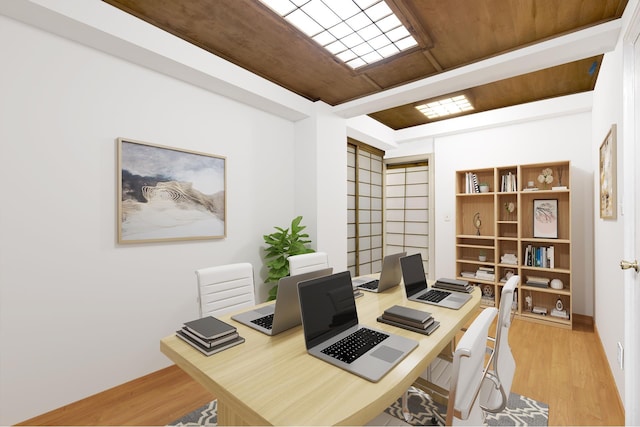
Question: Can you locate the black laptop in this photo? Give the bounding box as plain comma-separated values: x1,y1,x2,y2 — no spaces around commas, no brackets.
297,271,418,382
400,253,472,310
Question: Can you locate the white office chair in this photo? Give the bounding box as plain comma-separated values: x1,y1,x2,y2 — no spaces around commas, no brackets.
287,251,329,276
479,275,519,413
445,307,498,425
414,276,519,418
195,263,256,317
374,308,498,426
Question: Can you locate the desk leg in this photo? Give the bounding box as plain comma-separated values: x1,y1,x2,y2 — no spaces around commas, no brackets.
217,398,269,426
217,399,247,426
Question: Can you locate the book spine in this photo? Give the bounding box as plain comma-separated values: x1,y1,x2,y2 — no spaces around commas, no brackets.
183,324,236,341
181,328,239,348
382,313,433,329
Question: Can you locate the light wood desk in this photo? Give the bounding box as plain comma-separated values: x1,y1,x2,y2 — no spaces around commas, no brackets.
161,282,480,426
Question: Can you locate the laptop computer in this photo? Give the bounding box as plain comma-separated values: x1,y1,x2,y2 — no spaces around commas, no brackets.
297,270,418,382
231,267,333,335
400,253,473,310
352,251,406,293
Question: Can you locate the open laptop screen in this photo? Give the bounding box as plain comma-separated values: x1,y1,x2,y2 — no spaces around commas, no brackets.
298,271,358,349
400,253,428,298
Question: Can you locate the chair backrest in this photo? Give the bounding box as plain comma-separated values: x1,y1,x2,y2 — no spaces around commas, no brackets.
288,252,329,276
480,275,519,413
447,307,498,426
195,263,256,318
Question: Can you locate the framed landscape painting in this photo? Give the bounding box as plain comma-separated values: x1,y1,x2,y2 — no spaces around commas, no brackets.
117,138,226,243
599,124,617,219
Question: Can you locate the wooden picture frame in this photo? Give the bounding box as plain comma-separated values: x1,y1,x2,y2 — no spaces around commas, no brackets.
599,124,617,219
117,138,226,243
533,199,558,239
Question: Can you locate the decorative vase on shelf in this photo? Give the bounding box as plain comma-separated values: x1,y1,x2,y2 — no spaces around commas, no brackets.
537,168,553,190
504,202,516,221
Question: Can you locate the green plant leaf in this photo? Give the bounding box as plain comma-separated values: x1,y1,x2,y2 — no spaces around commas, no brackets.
262,216,314,286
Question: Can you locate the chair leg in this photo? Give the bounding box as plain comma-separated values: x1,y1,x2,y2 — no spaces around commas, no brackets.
401,390,412,422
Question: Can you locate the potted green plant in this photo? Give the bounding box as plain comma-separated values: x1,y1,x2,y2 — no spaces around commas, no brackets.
263,216,314,300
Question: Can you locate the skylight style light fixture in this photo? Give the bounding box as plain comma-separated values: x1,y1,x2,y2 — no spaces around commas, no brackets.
259,0,418,69
415,95,475,119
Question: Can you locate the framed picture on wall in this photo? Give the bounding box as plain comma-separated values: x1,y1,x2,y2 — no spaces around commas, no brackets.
533,199,558,239
599,124,617,219
117,138,226,243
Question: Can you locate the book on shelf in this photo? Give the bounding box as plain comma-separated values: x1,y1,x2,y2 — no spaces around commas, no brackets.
465,172,481,194
475,266,495,281
481,295,496,306
551,309,569,319
183,316,237,340
500,172,517,192
476,273,496,281
523,244,555,268
533,306,548,315
176,329,245,356
526,275,550,288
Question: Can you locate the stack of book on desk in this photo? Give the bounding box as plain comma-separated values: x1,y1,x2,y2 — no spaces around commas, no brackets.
176,316,245,356
433,277,474,293
377,305,440,336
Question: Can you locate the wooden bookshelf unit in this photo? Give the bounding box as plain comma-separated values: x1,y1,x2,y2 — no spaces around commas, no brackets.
456,161,572,328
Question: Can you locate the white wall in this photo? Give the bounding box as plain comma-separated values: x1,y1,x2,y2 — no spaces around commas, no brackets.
0,15,302,425
293,102,348,272
591,10,628,406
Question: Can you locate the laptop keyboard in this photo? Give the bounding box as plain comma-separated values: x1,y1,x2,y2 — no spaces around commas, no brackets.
251,314,274,330
321,328,389,364
358,279,379,290
418,289,451,303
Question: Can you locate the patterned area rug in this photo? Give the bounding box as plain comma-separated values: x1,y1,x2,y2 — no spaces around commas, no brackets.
384,387,548,426
168,387,548,426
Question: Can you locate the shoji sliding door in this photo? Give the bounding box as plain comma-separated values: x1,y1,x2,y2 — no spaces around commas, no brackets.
347,140,384,276
385,162,431,276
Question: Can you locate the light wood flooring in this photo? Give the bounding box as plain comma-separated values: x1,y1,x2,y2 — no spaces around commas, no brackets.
18,317,625,426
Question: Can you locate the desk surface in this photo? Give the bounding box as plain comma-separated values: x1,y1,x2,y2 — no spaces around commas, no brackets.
161,281,480,426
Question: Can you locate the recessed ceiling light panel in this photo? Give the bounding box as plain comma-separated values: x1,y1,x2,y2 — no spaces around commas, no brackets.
415,95,475,119
259,0,418,68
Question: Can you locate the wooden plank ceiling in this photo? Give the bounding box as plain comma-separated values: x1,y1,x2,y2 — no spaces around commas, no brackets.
102,0,628,130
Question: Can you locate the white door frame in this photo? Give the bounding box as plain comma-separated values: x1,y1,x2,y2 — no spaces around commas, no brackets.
622,3,640,424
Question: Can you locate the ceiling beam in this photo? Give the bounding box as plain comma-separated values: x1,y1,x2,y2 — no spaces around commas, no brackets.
332,19,622,119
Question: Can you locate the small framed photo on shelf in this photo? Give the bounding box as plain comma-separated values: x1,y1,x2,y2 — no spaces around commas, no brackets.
533,199,558,238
